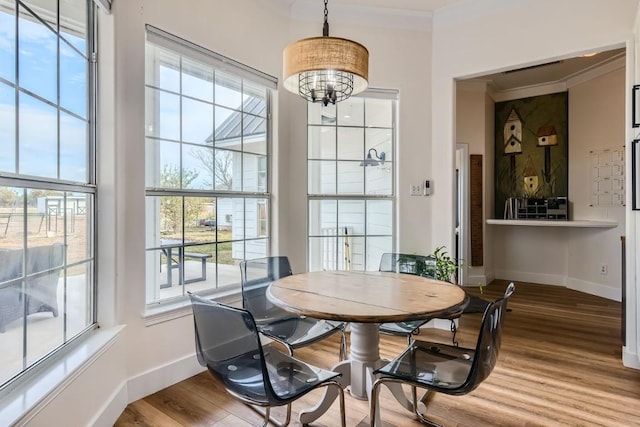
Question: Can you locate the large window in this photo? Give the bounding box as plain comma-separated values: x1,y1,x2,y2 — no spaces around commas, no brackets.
144,27,274,305
307,93,396,271
0,0,96,389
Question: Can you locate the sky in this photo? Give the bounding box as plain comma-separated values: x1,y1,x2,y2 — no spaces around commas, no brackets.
0,5,88,182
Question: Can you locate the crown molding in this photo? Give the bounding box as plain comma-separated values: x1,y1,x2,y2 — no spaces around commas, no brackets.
486,54,625,102
565,54,625,88
434,0,530,30
259,0,433,31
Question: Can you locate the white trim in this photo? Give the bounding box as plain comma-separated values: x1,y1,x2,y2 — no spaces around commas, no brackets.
456,143,469,286
263,0,434,31
434,0,526,30
566,277,621,302
494,269,567,287
493,272,621,301
93,0,111,14
126,353,205,403
491,82,567,103
623,346,640,369
143,290,242,326
90,381,128,427
0,326,125,427
466,273,488,287
565,55,625,88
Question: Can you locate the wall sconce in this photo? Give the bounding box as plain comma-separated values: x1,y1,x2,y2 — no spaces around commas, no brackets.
360,148,385,167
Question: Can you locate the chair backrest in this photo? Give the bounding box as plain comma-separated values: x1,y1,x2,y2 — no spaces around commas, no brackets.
189,293,276,404
239,256,293,323
379,253,436,278
458,282,515,394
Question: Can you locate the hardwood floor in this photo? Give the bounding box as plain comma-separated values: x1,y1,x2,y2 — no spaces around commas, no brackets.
115,280,640,426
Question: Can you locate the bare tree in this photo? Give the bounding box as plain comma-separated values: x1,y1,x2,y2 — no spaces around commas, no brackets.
190,147,233,190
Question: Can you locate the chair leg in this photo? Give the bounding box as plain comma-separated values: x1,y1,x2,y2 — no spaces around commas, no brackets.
450,319,459,347
369,378,384,426
336,382,346,427
413,388,442,427
252,403,292,427
371,378,442,427
339,329,348,361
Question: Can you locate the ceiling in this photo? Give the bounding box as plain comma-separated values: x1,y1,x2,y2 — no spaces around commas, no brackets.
267,1,626,92
314,0,463,11
270,0,464,13
467,48,626,92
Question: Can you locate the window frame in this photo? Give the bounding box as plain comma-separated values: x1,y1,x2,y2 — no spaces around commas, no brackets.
0,0,97,391
143,26,275,306
306,90,397,272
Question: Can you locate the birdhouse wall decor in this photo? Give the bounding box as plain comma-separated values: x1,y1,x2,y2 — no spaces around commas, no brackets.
503,108,523,154
494,92,568,218
537,125,558,146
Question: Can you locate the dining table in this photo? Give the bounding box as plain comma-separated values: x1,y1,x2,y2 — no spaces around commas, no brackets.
267,270,467,426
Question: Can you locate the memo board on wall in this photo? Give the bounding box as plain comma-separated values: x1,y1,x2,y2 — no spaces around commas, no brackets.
494,92,568,217
590,147,624,207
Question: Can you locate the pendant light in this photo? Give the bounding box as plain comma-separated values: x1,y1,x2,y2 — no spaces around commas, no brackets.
283,0,369,106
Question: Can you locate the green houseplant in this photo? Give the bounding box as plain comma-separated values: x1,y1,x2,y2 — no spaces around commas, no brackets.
429,246,461,284
395,246,461,284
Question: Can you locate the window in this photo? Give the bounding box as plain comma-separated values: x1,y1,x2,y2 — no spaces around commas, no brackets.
0,0,96,389
307,93,396,271
144,26,274,305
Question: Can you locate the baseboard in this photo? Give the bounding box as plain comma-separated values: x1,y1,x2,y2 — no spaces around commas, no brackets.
494,269,566,287
126,352,206,403
465,273,488,287
422,317,456,331
91,381,128,427
623,346,640,369
566,277,621,302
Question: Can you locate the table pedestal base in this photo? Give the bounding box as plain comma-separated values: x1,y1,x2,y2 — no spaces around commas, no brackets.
299,323,413,427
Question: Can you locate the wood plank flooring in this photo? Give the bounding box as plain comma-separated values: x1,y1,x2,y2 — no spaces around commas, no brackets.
115,280,640,426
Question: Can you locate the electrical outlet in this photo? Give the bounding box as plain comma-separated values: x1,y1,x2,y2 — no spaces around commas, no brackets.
600,264,607,275
410,184,423,196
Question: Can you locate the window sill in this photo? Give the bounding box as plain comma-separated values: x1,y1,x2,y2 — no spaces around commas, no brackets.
0,325,125,427
143,288,242,326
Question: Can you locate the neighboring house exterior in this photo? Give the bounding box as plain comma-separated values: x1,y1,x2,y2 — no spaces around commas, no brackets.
204,96,268,260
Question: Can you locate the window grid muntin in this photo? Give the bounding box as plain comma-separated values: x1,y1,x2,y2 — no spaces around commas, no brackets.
307,95,396,271
145,32,271,305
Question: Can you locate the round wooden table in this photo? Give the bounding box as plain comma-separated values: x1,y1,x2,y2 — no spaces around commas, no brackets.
268,270,467,425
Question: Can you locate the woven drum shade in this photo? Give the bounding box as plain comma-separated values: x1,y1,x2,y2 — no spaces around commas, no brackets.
283,36,369,103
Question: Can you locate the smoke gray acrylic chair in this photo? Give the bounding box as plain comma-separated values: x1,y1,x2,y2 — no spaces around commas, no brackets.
370,282,515,427
189,294,346,427
239,256,347,360
378,253,468,344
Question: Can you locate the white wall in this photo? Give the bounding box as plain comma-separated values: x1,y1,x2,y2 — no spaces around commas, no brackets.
456,66,626,297
23,0,640,424
456,81,491,285
281,20,433,273
432,0,636,248
432,0,638,368
567,68,626,297
27,0,436,423
481,68,626,300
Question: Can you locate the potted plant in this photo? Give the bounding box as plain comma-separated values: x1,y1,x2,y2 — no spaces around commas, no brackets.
428,246,461,284
394,247,461,284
